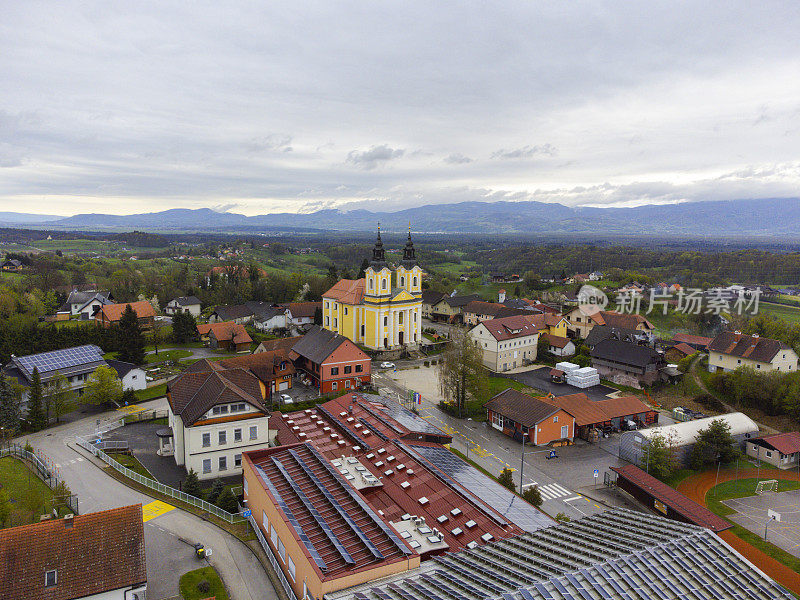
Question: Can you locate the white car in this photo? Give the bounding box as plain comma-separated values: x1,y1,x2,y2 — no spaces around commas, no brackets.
279,393,293,404
380,361,395,369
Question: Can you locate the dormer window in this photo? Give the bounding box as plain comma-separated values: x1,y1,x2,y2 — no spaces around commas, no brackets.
45,570,57,587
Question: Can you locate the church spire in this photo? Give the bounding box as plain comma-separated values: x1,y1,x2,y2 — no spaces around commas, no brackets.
370,223,387,269
401,223,417,268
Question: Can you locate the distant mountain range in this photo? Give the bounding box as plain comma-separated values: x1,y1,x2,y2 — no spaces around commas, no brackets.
4,198,800,237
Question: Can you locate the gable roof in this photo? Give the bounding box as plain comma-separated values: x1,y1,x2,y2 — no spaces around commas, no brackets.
463,300,508,317
670,342,696,356
290,325,366,364
484,388,562,427
585,325,645,347
478,315,540,341
755,431,800,455
524,313,567,331
323,279,365,304
206,321,252,345
421,290,446,305
285,301,322,318
212,304,255,321
171,295,200,306
106,359,141,379
543,393,652,427
597,311,654,330
0,505,146,600
97,300,156,322
167,368,268,425
544,334,571,349
708,331,788,363
590,338,662,368
188,350,295,382
443,294,481,308
673,333,713,348
256,336,303,354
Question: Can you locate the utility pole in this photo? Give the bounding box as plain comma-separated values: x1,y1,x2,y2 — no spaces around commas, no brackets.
520,434,525,490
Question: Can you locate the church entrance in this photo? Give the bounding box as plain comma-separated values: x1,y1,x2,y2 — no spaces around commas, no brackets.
399,331,404,345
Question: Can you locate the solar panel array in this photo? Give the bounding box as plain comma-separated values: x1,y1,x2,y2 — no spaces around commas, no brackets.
330,509,793,600
15,344,104,377
365,395,449,436
407,443,553,532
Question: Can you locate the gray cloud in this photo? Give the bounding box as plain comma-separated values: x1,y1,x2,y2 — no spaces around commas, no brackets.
244,135,293,153
490,144,557,160
346,145,405,170
443,153,473,164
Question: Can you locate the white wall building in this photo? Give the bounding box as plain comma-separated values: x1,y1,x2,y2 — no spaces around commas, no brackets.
469,315,539,372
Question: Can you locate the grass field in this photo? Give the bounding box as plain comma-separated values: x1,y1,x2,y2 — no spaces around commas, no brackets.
134,383,167,402
32,239,121,254
0,457,58,528
758,301,800,325
108,452,152,478
144,349,192,364
179,566,229,600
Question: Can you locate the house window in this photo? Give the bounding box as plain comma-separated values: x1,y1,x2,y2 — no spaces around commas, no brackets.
384,316,388,326
219,456,227,471
382,279,387,290
287,556,296,581
414,312,417,322
345,380,350,388
271,526,278,547
360,324,365,336
344,365,352,374
218,430,227,445
202,433,211,448
399,312,404,324
203,459,211,474
331,367,339,375
324,301,329,309
249,425,258,440
400,277,405,286
325,316,330,326
355,364,363,373
553,416,559,423
344,307,348,315
262,510,269,532
235,453,242,467
492,413,504,428
766,451,773,458
413,277,418,287
369,279,374,289
332,382,338,391
278,537,286,562
45,570,57,587
333,318,337,328
234,428,242,442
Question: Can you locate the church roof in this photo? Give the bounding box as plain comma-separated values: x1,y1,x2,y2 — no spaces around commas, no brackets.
323,279,365,304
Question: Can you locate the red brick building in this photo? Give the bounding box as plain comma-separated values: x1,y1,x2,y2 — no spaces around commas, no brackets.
289,325,371,393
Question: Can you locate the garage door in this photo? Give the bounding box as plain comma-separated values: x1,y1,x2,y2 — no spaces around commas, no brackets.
278,381,290,391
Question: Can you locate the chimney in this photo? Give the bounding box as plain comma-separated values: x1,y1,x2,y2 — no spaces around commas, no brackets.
64,514,74,529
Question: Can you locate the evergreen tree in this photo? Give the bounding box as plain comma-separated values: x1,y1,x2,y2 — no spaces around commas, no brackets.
216,487,239,513
0,375,21,433
117,304,146,364
173,311,199,344
523,484,543,507
27,367,47,431
357,258,370,279
498,468,516,492
208,478,225,504
183,468,203,498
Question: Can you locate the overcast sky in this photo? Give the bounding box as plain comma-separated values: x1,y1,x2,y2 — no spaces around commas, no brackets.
2,2,800,216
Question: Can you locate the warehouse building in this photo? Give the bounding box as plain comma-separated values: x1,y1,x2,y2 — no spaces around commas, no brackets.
619,412,759,466
328,508,790,600
544,392,657,439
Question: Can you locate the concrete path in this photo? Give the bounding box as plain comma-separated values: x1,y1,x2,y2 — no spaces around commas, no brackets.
14,399,277,600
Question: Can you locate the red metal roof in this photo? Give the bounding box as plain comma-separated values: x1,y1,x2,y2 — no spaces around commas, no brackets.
611,464,731,532
756,431,800,455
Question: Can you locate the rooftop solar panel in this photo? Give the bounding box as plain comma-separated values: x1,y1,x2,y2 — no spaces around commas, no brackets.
15,345,104,376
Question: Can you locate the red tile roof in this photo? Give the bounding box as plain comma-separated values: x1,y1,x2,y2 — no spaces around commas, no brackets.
167,368,268,425
485,388,561,427
542,393,653,427
709,331,787,363
203,321,252,345
673,333,713,348
323,279,365,304
670,342,696,356
544,334,571,349
0,505,146,600
756,431,800,455
96,300,156,322
285,301,322,318
611,465,731,532
477,315,539,341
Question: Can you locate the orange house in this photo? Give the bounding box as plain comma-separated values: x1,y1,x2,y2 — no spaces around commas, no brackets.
95,300,156,329
485,388,575,445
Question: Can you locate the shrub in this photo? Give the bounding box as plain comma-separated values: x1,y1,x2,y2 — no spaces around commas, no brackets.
522,485,543,507
183,469,203,498
498,468,515,492
555,512,571,522
197,580,211,594
424,361,429,367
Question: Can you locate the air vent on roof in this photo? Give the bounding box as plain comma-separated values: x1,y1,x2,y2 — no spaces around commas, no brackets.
467,541,478,549
400,481,410,489
419,496,429,505
450,508,462,516
465,519,476,528
451,527,463,536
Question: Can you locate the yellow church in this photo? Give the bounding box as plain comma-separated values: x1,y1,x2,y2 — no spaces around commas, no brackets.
322,227,423,350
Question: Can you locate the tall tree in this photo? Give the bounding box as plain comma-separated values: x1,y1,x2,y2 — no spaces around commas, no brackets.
48,373,74,423
690,419,739,468
642,430,678,480
357,258,370,279
27,367,47,431
0,375,21,433
438,330,488,418
183,468,203,498
117,304,146,364
172,311,198,344
84,366,123,406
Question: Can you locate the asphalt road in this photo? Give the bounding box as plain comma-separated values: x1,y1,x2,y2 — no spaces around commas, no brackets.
15,399,277,600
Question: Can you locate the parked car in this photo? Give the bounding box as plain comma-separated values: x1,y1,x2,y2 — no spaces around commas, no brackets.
380,361,395,369
279,393,293,405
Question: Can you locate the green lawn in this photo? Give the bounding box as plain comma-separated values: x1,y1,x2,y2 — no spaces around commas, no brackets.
179,566,229,600
758,301,800,325
144,349,192,364
486,375,544,397
706,478,800,574
108,452,152,478
134,383,167,402
0,457,58,528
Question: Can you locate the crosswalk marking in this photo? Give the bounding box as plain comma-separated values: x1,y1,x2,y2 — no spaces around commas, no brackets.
538,483,573,501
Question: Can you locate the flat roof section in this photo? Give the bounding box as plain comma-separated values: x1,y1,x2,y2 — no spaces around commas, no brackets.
612,464,732,532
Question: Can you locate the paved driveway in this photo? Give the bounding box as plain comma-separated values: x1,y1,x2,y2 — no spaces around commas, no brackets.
504,367,619,401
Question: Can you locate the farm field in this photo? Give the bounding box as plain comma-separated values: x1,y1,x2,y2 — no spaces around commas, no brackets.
758,301,800,325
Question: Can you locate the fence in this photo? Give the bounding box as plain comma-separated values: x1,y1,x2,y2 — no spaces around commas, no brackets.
76,434,245,524
0,443,80,515
94,440,129,451
122,408,169,425
247,512,299,600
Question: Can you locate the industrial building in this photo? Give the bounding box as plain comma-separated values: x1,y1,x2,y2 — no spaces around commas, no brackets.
619,412,759,466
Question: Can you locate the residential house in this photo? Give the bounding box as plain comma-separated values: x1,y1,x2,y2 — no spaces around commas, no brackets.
254,336,303,355
707,331,798,373
188,350,295,395
0,505,147,600
462,300,530,327
428,293,481,323
209,303,256,324
95,300,156,329
468,315,539,372
421,290,447,319
2,345,141,411
72,291,114,319
590,338,666,387
201,321,253,352
563,308,654,339
166,366,271,479
584,325,653,350
664,342,697,363
542,334,575,357
284,302,320,327
290,325,371,393
486,388,574,445
165,295,201,317
672,333,713,352
252,304,291,332
58,289,113,317
745,432,800,470
1,258,23,271
523,313,570,338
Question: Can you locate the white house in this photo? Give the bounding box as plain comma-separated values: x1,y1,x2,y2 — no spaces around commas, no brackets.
106,359,147,391
707,331,799,374
0,505,147,600
252,305,290,332
58,290,113,317
543,334,576,357
468,314,539,372
165,295,202,317
166,366,271,480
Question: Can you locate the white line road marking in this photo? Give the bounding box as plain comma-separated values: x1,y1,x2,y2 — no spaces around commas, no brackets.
564,496,583,502
522,482,539,488
76,457,84,462
538,483,573,501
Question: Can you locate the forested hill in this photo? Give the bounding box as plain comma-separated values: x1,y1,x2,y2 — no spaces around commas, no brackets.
23,197,800,236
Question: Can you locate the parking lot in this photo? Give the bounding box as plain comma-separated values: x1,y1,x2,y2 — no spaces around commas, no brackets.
505,366,620,401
